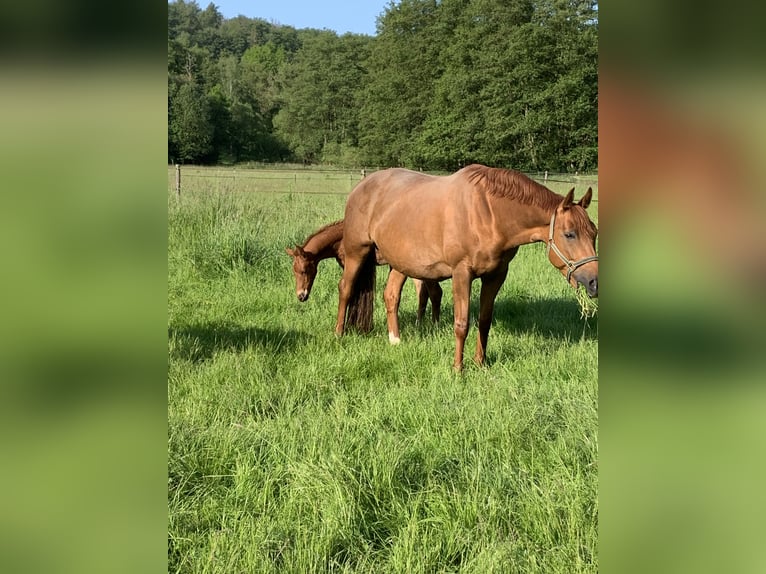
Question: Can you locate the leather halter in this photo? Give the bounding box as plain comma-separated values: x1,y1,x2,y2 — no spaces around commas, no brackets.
547,208,599,282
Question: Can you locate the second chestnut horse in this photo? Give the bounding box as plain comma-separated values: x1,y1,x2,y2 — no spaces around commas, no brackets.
287,220,443,340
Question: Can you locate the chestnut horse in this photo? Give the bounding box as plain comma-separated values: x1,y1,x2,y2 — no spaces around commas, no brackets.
335,164,598,370
286,220,443,331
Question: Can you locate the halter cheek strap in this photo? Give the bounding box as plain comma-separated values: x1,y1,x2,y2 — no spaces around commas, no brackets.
547,209,599,282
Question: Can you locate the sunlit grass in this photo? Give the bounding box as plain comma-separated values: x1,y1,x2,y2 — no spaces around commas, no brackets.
168,169,598,573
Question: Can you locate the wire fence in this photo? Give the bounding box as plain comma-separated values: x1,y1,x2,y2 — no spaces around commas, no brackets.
168,165,598,199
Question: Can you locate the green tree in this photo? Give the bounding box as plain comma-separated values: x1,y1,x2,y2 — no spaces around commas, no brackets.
415,0,598,172
169,81,214,162
358,0,444,167
359,0,597,171
417,0,535,169
165,0,597,171
206,83,233,162
273,31,371,164
219,15,273,58
240,42,286,119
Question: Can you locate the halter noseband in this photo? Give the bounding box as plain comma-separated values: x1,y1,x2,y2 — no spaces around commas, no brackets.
547,208,599,282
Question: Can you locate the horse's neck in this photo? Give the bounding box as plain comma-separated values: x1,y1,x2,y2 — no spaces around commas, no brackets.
501,200,557,245
529,206,556,244
303,224,344,261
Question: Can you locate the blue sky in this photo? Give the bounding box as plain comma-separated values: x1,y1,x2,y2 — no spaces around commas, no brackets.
210,1,388,36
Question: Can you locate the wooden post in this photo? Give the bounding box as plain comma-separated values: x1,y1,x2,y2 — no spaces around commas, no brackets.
175,164,181,198
544,170,548,182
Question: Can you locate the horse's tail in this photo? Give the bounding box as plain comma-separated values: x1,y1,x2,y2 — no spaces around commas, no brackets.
345,250,376,333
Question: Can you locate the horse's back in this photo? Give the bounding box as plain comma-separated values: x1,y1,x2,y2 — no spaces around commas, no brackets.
348,168,463,218
343,168,470,279
347,169,436,206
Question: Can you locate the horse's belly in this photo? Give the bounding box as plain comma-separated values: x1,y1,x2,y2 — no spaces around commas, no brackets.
377,245,452,281
370,200,460,280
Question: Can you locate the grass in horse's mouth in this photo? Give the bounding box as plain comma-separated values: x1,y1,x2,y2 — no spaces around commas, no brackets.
575,284,598,319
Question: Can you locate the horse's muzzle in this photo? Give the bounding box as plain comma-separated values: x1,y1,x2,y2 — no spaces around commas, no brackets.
584,276,598,298
574,271,598,298
586,277,598,298
297,290,309,302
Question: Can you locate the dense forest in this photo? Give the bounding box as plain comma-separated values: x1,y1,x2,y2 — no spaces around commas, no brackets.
168,0,598,172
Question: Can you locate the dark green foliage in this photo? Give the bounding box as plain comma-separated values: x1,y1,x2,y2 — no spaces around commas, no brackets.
169,81,213,163
167,0,598,170
358,0,447,167
274,31,373,165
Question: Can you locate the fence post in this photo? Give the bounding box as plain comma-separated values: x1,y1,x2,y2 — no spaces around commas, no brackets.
175,164,181,199
544,170,548,182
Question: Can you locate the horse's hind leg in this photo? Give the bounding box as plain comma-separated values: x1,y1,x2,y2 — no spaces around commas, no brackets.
384,268,408,344
335,251,369,336
414,279,428,324
426,281,442,323
335,246,375,336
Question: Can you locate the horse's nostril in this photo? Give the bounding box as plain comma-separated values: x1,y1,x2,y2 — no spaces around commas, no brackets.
589,277,598,289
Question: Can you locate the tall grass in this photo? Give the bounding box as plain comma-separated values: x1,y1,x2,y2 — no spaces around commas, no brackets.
168,171,598,573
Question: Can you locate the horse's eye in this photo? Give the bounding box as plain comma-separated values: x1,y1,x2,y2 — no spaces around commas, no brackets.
564,231,576,240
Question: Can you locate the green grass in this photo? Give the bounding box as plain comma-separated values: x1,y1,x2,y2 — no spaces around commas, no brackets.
168,168,598,573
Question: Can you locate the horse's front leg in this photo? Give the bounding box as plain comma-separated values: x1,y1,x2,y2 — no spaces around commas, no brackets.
451,268,473,371
383,268,408,344
474,265,509,365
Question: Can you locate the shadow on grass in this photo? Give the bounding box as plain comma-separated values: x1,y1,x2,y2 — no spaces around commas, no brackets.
168,321,313,362
396,296,597,342
492,296,598,341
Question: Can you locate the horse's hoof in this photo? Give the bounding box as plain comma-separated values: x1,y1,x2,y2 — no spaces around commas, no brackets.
388,332,401,345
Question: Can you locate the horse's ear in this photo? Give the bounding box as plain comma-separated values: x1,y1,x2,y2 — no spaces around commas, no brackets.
578,187,593,209
562,188,575,209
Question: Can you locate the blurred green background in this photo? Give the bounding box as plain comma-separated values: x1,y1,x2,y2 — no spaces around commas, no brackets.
601,0,766,572
0,2,167,573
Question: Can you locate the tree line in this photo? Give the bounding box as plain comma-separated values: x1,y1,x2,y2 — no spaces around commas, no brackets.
168,0,597,172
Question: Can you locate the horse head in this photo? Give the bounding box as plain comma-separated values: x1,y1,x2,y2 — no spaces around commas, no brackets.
285,245,318,302
547,187,599,297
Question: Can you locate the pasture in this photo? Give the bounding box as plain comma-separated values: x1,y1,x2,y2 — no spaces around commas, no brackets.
168,166,598,573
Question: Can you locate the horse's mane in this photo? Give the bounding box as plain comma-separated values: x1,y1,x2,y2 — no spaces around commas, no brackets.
462,164,562,212
462,164,596,235
302,219,344,247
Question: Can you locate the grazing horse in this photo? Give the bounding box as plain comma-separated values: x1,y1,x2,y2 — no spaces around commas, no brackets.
335,164,598,370
286,220,443,331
